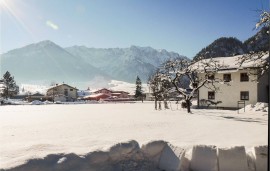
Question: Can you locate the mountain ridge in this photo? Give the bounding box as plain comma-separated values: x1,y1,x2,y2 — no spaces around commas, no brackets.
193,27,269,60
0,41,187,87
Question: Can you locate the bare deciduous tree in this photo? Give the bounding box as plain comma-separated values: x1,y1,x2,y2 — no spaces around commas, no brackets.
237,11,269,79
148,70,171,110
158,58,225,113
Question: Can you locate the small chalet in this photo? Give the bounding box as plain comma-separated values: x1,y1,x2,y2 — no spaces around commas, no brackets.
196,54,268,109
46,84,78,102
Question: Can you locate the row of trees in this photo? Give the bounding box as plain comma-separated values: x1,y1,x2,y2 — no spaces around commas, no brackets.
0,71,19,99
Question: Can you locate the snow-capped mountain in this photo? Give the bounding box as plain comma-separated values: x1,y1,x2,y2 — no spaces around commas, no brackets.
0,40,109,85
0,40,187,86
65,45,188,82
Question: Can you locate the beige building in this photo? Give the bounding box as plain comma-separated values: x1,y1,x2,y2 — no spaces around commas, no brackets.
47,84,78,102
197,55,268,109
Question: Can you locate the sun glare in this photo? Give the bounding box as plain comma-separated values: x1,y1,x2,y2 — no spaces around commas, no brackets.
0,0,8,9
0,0,5,5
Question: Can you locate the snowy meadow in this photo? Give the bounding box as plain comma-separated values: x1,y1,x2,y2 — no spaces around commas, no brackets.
0,102,267,170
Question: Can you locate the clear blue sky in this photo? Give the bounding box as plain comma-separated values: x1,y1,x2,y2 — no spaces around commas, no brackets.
0,0,269,58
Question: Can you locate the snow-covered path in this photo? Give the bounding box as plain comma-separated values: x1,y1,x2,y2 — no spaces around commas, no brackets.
0,102,267,169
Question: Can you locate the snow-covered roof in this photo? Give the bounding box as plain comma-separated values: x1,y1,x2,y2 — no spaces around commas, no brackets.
93,88,130,95
83,93,110,98
194,54,268,72
112,91,129,94
31,93,45,96
47,83,78,91
93,88,113,93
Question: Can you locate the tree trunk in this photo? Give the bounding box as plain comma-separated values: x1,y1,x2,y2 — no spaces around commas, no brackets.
158,101,162,110
6,87,8,99
186,99,191,113
155,98,157,110
164,100,169,109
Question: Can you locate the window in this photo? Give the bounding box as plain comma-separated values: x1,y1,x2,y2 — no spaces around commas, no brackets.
70,89,73,91
223,74,231,82
240,73,249,82
240,91,249,100
192,82,198,88
64,89,68,96
208,91,215,100
208,74,215,80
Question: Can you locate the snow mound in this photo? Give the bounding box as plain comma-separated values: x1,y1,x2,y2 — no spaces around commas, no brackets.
1,99,29,105
43,100,53,104
108,140,140,161
239,102,268,113
141,140,167,163
31,100,44,105
158,144,187,171
252,146,268,171
190,145,218,171
218,146,249,171
2,141,268,171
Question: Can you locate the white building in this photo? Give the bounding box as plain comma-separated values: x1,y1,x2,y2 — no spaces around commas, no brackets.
47,84,78,102
197,55,268,109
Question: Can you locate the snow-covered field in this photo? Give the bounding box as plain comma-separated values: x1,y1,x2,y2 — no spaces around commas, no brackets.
0,102,268,170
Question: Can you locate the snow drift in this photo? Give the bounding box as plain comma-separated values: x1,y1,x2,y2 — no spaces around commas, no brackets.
239,102,268,113
2,140,267,171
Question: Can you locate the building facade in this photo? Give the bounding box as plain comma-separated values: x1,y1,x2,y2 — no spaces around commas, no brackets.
47,84,78,102
197,55,268,109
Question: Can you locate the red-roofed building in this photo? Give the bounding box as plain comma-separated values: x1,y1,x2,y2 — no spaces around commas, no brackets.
83,93,110,101
86,88,130,101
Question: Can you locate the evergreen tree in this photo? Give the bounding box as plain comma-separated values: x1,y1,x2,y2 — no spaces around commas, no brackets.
135,76,143,100
1,71,19,99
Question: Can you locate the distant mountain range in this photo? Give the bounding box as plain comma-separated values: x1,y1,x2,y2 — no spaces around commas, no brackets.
193,27,269,61
0,41,187,86
1,27,267,87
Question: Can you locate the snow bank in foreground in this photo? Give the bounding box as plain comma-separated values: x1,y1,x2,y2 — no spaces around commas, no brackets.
239,102,268,113
3,140,267,171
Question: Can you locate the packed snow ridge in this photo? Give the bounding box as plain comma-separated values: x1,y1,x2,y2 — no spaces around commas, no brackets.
2,140,267,171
